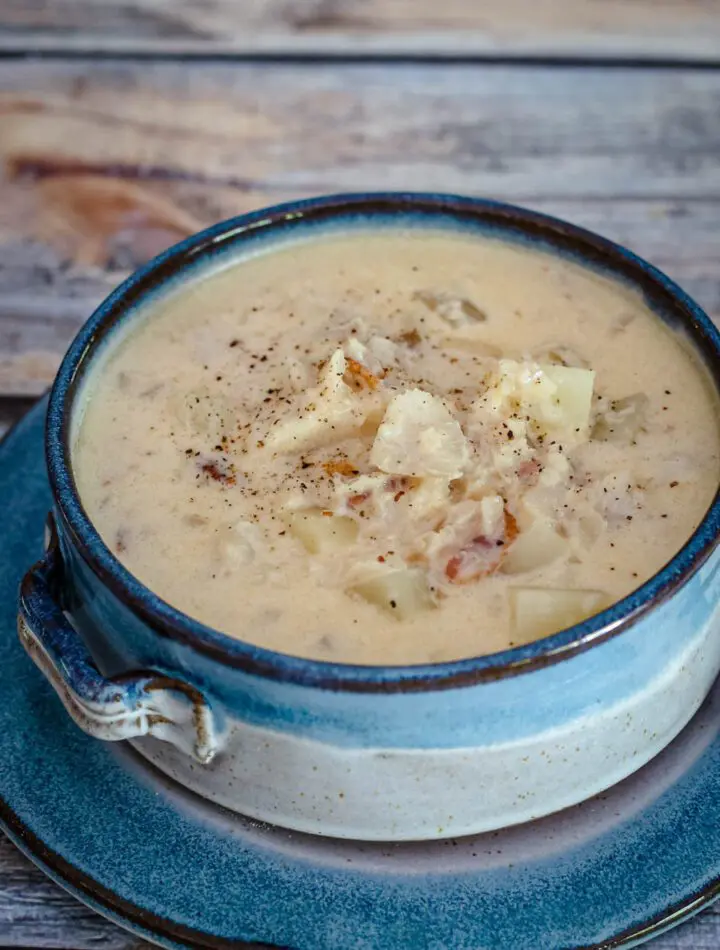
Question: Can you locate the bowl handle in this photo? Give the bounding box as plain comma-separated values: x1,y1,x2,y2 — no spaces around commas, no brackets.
17,515,220,765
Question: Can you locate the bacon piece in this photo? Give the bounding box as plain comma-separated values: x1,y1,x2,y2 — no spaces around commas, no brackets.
200,460,236,486
344,357,381,391
323,459,359,477
517,458,541,482
346,492,370,509
445,510,518,584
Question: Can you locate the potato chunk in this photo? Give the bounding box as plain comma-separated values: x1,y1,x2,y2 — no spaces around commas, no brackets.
288,508,358,554
536,363,595,435
501,520,569,575
266,348,385,454
482,360,595,442
592,393,649,442
348,561,435,620
509,587,608,642
370,389,470,479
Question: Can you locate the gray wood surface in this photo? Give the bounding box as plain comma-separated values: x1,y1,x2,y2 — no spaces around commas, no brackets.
1,60,720,397
2,8,720,947
0,836,149,949
1,0,719,61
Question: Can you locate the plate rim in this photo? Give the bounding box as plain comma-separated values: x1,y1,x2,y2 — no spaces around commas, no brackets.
2,785,720,950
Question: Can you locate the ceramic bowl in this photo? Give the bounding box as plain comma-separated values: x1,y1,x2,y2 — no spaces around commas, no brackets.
17,193,720,842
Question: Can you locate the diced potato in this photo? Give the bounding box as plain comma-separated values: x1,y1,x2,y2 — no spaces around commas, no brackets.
266,348,386,454
285,356,310,393
594,471,643,523
344,337,384,377
368,335,400,366
411,476,451,513
537,364,595,435
480,360,595,442
344,335,400,373
348,562,435,620
509,587,608,643
370,389,470,479
592,393,648,442
480,494,505,538
536,446,571,488
287,508,358,554
501,520,568,574
218,521,265,568
575,508,605,546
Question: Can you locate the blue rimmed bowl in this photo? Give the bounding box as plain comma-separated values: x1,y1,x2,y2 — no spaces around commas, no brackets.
17,193,720,842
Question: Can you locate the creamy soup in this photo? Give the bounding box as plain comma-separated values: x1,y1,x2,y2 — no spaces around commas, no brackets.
74,229,720,664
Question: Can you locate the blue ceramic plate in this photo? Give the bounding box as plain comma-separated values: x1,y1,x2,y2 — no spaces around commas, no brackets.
2,400,720,950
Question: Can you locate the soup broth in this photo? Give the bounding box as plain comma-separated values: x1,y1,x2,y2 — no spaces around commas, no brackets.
74,229,720,664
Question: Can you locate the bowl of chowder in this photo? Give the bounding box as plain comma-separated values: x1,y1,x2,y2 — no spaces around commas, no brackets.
18,193,720,842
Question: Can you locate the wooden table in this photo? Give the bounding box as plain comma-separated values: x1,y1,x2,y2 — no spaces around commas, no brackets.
1,3,720,946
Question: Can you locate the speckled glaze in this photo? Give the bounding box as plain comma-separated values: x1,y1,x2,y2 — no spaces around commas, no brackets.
4,407,720,948
18,193,720,841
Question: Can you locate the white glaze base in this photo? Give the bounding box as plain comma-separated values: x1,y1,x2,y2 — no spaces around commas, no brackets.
132,613,720,841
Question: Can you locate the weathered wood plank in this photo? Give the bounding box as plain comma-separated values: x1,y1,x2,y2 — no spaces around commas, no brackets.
0,831,717,948
653,909,720,950
1,43,720,950
0,0,719,61
1,59,719,395
0,836,152,948
3,61,720,202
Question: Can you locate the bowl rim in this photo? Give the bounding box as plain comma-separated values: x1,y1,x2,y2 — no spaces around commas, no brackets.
45,191,720,693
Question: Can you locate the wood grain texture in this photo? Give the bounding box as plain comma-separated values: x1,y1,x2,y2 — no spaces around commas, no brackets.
3,61,720,202
1,0,720,61
1,60,720,396
2,50,720,948
0,835,151,948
